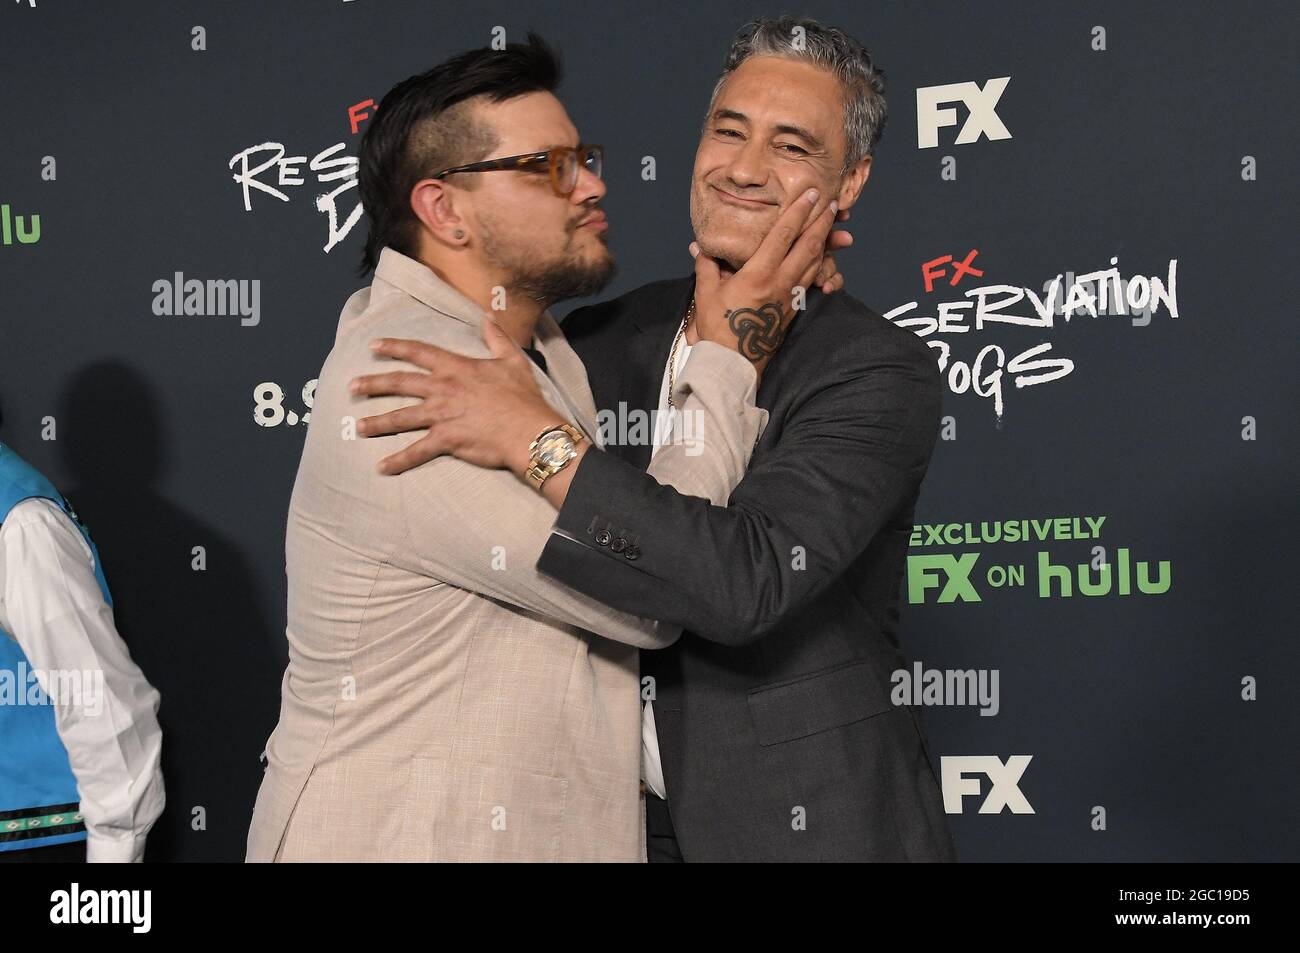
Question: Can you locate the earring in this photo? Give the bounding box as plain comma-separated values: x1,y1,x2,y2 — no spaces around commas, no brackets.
453,229,465,240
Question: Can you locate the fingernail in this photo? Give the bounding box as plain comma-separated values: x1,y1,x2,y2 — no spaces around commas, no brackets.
348,379,359,393
806,188,819,204
829,200,839,214
369,340,382,350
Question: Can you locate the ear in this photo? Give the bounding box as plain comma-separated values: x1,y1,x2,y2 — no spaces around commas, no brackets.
410,178,469,246
836,155,873,212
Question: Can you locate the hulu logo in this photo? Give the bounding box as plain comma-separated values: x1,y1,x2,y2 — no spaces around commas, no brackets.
1038,549,1171,598
1,204,41,245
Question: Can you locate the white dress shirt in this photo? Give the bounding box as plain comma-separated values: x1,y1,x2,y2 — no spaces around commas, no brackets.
0,497,164,862
642,337,696,800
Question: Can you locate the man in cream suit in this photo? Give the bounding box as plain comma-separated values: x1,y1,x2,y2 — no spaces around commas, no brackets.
246,34,835,862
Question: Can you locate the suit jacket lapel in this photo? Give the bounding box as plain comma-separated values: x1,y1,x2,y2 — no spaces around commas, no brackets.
619,324,668,470
534,309,601,445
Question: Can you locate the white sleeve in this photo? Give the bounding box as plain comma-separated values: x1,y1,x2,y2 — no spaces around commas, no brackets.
0,498,165,863
645,340,769,504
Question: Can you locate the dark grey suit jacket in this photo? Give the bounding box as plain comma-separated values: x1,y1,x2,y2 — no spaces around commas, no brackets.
537,275,957,861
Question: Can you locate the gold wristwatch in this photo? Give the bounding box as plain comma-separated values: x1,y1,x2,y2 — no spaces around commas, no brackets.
525,422,584,490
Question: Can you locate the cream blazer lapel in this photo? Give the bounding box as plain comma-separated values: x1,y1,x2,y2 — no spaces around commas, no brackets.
533,310,601,446
373,249,600,446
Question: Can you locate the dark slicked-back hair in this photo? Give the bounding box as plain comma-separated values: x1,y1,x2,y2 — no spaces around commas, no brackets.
356,32,562,277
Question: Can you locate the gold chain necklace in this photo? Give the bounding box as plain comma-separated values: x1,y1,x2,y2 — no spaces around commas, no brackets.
667,298,695,409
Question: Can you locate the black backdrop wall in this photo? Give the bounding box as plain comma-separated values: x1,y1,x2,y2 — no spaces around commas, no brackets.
2,1,1296,861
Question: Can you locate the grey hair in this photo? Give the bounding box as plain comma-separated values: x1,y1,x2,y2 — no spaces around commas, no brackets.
706,16,888,172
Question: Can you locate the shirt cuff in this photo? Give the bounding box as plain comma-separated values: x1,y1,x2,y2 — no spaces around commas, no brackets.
86,833,147,863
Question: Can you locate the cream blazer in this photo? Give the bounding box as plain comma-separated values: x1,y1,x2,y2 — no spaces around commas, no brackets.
246,248,765,862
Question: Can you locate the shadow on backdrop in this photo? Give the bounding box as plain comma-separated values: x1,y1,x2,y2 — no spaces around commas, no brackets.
54,362,282,861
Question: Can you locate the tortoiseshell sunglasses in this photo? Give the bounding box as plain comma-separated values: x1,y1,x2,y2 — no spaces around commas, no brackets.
431,144,603,197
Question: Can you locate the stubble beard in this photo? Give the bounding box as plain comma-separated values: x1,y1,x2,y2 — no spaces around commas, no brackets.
483,220,616,306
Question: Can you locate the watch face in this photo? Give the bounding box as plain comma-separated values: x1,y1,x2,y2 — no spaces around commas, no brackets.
537,433,575,467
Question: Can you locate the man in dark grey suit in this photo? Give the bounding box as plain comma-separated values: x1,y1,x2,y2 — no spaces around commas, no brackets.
352,16,956,861
538,281,949,862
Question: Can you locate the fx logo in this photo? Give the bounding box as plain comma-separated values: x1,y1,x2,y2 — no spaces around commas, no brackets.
922,249,984,292
916,77,1012,149
941,755,1034,814
908,553,981,604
